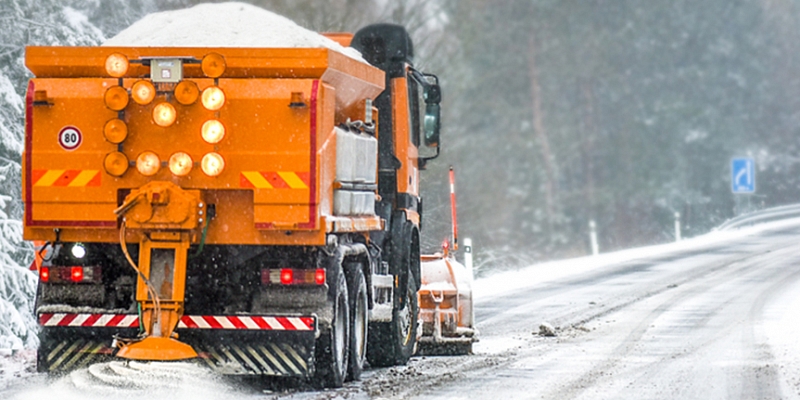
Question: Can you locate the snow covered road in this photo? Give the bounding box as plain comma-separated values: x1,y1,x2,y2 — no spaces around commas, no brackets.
6,220,800,399
412,221,800,399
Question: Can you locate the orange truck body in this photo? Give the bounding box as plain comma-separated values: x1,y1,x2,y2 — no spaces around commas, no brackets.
24,46,383,246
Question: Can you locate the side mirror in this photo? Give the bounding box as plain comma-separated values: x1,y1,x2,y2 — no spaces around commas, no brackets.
413,70,441,169
424,83,441,104
424,103,440,147
423,83,441,148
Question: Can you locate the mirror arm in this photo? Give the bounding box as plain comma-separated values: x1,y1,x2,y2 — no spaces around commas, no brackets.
419,146,440,170
409,68,441,103
408,67,428,88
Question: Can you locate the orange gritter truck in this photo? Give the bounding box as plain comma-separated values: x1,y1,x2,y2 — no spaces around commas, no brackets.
23,23,441,387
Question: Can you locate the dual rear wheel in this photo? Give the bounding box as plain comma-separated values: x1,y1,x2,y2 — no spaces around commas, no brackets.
347,265,368,381
315,235,419,387
313,267,349,388
314,261,369,388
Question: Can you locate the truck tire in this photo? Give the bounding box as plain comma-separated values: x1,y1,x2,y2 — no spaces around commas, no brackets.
394,274,418,363
366,254,419,366
313,266,349,388
346,265,368,381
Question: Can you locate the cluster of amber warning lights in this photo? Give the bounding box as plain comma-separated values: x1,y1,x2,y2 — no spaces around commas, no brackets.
101,53,228,178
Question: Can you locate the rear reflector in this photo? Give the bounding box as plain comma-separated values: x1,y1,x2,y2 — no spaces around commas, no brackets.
262,268,326,286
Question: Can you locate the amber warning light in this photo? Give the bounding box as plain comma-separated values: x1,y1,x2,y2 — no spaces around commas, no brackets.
202,120,225,144
202,87,225,111
153,103,177,127
201,153,224,177
169,152,193,176
105,53,128,77
132,81,156,105
201,53,226,78
137,152,160,176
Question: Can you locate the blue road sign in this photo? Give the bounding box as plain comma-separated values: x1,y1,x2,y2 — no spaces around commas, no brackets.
732,158,755,193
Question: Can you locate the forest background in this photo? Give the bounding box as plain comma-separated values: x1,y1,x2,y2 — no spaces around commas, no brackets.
2,0,799,347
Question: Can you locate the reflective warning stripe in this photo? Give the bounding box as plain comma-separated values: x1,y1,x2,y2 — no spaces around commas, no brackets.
42,338,313,376
276,171,308,189
34,170,65,186
39,313,315,330
33,170,100,187
39,313,139,328
240,171,309,189
195,342,310,376
241,317,260,329
42,339,114,372
68,170,100,186
178,315,315,330
265,317,286,330
241,171,273,189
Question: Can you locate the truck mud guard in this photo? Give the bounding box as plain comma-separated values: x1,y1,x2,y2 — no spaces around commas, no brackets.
38,313,316,377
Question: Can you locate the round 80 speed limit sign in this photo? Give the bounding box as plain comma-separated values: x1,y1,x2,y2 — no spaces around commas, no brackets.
58,126,82,151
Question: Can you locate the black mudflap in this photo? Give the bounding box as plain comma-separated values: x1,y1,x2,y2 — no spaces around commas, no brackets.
38,324,316,378
38,326,138,373
178,329,316,377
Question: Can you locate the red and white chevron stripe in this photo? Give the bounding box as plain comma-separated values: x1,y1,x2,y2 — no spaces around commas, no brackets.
39,313,139,328
178,315,315,330
38,313,315,331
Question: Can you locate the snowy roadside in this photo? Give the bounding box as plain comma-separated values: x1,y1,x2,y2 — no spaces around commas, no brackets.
472,216,800,302
0,349,36,390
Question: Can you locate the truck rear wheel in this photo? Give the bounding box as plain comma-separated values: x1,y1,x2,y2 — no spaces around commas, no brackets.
366,270,419,367
313,266,349,388
346,265,368,381
394,277,418,362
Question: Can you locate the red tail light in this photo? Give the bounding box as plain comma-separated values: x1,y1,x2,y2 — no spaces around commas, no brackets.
70,266,84,282
280,269,294,285
40,267,50,282
315,269,326,285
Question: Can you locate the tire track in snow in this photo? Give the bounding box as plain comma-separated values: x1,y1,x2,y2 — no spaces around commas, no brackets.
550,239,800,399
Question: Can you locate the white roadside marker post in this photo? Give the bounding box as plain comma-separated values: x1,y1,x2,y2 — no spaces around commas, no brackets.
589,220,599,256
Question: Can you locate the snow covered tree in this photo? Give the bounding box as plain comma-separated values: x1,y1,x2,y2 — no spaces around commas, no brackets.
0,0,107,349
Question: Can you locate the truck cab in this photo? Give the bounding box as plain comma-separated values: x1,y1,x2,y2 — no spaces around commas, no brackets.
350,23,442,369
